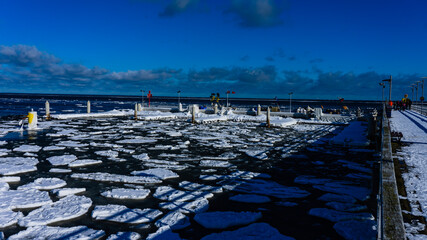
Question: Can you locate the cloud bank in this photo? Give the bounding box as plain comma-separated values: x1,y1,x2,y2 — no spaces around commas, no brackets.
0,45,417,99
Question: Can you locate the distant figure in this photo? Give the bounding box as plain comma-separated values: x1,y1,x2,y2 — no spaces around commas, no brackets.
210,93,215,106
401,94,409,110
407,98,412,110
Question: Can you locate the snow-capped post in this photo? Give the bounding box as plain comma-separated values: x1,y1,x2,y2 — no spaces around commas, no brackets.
214,104,218,114
134,103,138,120
257,104,261,116
266,106,271,128
192,105,196,124
28,109,38,130
178,103,183,112
87,101,91,114
45,101,50,120
138,103,142,112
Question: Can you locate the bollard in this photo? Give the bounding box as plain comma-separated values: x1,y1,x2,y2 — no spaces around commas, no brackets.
178,103,183,112
214,104,218,114
28,109,38,130
87,101,91,114
257,104,261,116
45,101,50,120
138,103,142,112
314,108,322,119
266,107,271,128
134,103,138,120
192,105,196,124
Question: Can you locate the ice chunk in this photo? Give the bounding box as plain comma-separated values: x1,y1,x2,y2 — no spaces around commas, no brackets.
49,168,72,173
107,232,141,240
0,176,20,183
224,179,310,199
92,205,162,224
0,210,24,228
0,157,38,175
194,211,262,229
13,145,41,152
47,155,77,166
325,202,367,212
313,183,370,201
333,220,377,240
159,198,209,213
57,141,88,148
42,146,66,151
154,186,213,202
146,226,182,240
0,189,52,210
8,225,105,240
131,168,179,180
71,172,163,184
155,211,190,230
101,188,150,200
0,182,8,191
308,208,374,222
95,150,118,158
199,160,233,168
18,195,92,227
51,188,86,198
18,177,66,190
117,138,157,144
133,153,150,161
69,159,102,167
201,222,294,240
179,181,223,193
229,194,271,203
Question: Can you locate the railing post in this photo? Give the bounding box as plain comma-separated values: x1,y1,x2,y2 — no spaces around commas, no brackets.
87,101,91,114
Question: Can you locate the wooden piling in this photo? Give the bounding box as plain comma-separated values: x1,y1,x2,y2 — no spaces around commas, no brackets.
134,103,138,120
257,104,261,116
45,101,50,120
266,107,271,128
87,101,91,114
192,105,196,124
138,103,142,112
214,104,218,114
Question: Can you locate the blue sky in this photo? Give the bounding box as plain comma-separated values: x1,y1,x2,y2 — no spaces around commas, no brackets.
0,0,426,99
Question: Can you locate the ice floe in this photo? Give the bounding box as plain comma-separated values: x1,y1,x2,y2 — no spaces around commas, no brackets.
42,146,66,151
325,202,367,212
71,172,163,184
19,195,92,227
51,188,86,198
333,220,376,240
159,197,209,213
199,160,233,168
69,159,102,167
49,168,72,173
117,138,157,144
154,186,213,202
308,208,374,222
0,189,52,211
18,177,67,190
92,204,162,224
0,157,38,175
146,226,182,240
47,154,77,166
201,222,294,240
131,168,179,180
318,193,357,203
194,211,262,229
8,225,105,240
178,181,223,193
101,188,150,200
107,232,142,240
0,176,20,183
313,182,370,201
0,210,23,228
13,145,41,152
155,211,190,230
0,182,8,191
229,194,271,203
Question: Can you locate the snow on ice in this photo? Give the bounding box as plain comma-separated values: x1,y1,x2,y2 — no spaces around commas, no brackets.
92,205,162,224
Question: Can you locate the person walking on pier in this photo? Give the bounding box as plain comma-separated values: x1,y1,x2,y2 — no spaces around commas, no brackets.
215,93,221,107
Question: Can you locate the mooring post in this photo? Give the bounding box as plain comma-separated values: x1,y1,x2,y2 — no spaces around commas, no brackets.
138,103,142,112
257,104,261,116
267,106,271,128
45,101,50,120
28,109,38,130
192,104,196,124
134,103,138,120
214,104,218,114
178,103,183,112
87,101,91,114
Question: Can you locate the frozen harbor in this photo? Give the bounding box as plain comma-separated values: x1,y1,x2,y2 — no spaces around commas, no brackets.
0,101,379,239
390,110,427,239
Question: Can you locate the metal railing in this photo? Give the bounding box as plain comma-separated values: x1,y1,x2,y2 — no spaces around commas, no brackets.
377,104,385,240
411,103,427,116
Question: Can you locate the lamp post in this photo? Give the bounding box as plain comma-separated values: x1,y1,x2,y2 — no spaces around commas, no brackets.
415,81,420,103
421,77,426,114
288,92,293,113
379,82,385,103
382,76,392,103
410,84,415,102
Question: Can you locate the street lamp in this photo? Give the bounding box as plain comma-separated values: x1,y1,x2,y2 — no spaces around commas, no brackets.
410,84,415,102
415,81,420,103
140,90,145,107
288,92,293,113
379,82,385,103
420,77,426,114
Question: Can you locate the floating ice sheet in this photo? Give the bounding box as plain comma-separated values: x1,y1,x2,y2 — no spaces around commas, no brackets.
0,176,20,183
318,193,357,203
308,208,374,222
92,205,162,224
0,210,23,228
131,168,178,180
13,145,41,152
313,183,370,201
199,160,233,168
179,181,223,193
18,177,67,190
194,211,262,229
154,186,213,202
117,138,157,144
333,220,376,240
47,155,77,166
107,232,142,240
0,189,52,211
71,172,163,184
101,188,150,200
19,195,92,227
49,168,72,173
146,226,182,240
51,188,86,198
201,222,294,240
159,197,209,214
0,157,38,175
8,225,105,240
155,211,190,230
69,159,102,168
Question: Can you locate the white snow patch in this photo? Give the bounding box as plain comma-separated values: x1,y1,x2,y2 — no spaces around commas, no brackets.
0,189,52,211
51,188,86,198
71,172,163,184
155,211,190,230
69,159,102,167
92,205,162,224
101,188,150,200
154,186,213,202
8,225,105,240
0,210,24,228
131,168,179,180
159,198,209,214
18,177,66,190
13,145,41,152
47,155,77,166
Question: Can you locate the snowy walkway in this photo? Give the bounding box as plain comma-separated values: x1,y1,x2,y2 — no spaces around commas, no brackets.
390,110,427,238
